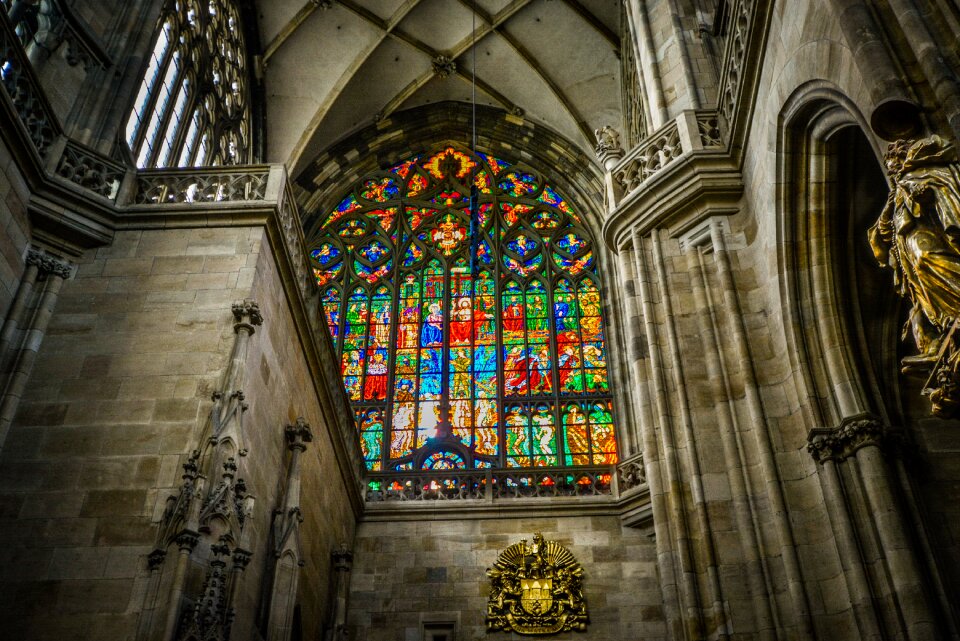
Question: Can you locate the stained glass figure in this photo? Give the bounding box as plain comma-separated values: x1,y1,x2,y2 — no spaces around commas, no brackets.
308,148,617,470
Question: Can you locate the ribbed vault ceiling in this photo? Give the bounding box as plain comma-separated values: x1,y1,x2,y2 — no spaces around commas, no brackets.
256,0,622,174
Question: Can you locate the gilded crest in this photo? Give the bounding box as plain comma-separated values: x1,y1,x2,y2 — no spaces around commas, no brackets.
486,532,587,635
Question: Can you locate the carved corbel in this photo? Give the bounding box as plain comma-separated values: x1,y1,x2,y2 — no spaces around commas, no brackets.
807,413,893,464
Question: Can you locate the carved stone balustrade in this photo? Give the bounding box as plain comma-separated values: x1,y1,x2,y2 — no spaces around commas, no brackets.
363,466,617,503
601,109,742,250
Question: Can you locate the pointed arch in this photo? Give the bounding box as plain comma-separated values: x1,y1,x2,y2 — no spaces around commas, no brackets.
308,146,619,471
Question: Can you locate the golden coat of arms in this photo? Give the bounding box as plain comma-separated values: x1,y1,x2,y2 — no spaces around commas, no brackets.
486,533,588,635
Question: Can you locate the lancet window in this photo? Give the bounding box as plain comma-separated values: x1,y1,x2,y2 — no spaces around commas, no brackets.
310,148,618,471
124,0,249,168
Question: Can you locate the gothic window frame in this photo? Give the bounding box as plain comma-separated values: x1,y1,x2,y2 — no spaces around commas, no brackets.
124,0,250,168
309,146,619,473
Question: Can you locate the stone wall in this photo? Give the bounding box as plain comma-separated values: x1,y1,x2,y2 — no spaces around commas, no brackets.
245,236,359,640
348,515,665,641
0,136,31,318
0,225,359,640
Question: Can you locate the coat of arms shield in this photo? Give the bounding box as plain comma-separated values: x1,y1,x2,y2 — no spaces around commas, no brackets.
486,533,588,635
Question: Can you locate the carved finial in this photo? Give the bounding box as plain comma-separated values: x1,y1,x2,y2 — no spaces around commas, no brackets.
231,299,263,330
332,543,353,571
286,417,314,451
148,549,167,570
432,55,456,79
594,125,624,173
595,125,622,155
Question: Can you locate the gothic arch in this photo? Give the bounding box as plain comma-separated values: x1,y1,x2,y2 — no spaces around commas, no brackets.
776,81,895,427
304,143,620,472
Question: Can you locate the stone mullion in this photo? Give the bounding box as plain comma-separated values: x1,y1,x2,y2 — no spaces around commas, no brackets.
0,251,71,453
633,228,704,641
625,0,668,129
688,242,777,641
709,220,816,640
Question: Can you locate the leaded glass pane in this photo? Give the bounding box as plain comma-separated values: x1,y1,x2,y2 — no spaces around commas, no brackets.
308,147,619,471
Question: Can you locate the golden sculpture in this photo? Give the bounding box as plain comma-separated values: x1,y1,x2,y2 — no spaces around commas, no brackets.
869,135,960,415
486,532,587,635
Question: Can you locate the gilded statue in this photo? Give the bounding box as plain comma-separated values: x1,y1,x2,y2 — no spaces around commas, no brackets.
869,135,960,415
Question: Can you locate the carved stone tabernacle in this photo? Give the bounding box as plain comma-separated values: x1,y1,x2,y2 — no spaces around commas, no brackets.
486,533,588,635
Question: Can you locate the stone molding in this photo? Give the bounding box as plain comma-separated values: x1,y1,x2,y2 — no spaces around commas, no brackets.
806,413,896,463
25,248,72,279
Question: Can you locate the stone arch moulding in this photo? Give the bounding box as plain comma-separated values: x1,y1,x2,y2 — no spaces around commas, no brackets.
292,102,606,240
299,143,629,473
776,80,891,428
292,103,641,464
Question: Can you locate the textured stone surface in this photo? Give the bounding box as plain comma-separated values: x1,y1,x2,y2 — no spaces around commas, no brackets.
348,516,665,641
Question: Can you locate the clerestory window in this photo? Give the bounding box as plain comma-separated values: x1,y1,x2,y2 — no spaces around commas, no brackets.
309,148,618,472
124,0,249,168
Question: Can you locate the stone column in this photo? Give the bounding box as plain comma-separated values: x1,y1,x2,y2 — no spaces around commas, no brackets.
808,415,941,640
326,545,354,641
687,242,776,641
266,418,312,641
827,0,922,139
709,221,815,639
808,427,885,640
162,530,200,641
0,250,40,376
0,251,71,452
632,228,704,641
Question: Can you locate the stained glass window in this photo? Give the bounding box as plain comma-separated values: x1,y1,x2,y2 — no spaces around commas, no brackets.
310,147,618,471
124,0,250,168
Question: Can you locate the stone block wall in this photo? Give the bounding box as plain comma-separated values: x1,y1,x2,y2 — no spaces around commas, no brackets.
245,237,359,640
348,515,666,641
0,225,359,640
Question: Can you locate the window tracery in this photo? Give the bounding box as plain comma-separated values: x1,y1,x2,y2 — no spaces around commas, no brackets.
310,147,618,471
124,0,249,168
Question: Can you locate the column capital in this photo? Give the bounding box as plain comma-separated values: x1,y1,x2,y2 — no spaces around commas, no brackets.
231,299,263,332
807,413,891,464
285,417,313,451
26,249,73,279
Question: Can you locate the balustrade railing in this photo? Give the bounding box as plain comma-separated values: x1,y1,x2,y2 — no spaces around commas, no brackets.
0,5,60,157
363,466,618,503
611,110,727,203
55,138,125,198
134,166,270,204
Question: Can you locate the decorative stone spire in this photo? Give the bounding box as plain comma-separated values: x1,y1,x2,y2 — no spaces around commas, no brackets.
594,125,624,171
177,538,234,641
